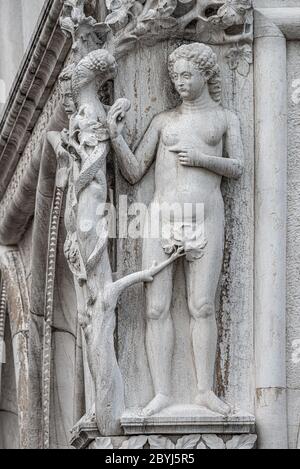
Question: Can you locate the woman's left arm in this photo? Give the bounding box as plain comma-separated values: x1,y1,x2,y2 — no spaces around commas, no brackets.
173,110,244,179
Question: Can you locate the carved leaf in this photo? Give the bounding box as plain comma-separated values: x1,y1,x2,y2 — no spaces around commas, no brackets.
106,0,136,13
236,59,250,77
226,44,252,77
202,435,226,450
226,435,257,450
240,44,253,64
60,16,75,36
105,0,137,32
212,1,253,28
221,6,244,27
148,436,176,449
157,0,178,18
106,0,123,10
91,437,113,449
120,436,148,449
176,435,201,449
106,9,130,31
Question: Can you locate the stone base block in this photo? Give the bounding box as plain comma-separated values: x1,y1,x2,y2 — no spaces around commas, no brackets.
121,405,255,435
70,407,256,450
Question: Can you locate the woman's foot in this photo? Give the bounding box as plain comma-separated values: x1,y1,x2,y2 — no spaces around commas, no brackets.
196,390,231,416
141,393,171,417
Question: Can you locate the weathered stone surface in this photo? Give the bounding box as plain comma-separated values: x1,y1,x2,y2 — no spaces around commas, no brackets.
1,0,300,451
287,41,300,450
0,0,70,201
0,247,30,449
114,40,254,419
121,407,255,435
70,416,257,449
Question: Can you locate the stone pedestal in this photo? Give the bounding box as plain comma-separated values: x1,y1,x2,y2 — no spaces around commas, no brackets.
122,406,255,435
70,410,256,450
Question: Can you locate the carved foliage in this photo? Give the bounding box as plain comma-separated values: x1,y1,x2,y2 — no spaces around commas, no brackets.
225,434,257,450
104,0,253,55
208,0,253,29
89,434,257,449
119,435,148,449
60,0,110,59
105,0,137,32
226,43,252,77
148,434,202,450
90,437,114,449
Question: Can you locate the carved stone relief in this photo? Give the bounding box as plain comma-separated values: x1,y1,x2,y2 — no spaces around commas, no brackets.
45,1,189,442
46,0,255,445
104,0,253,56
2,0,300,451
108,42,244,419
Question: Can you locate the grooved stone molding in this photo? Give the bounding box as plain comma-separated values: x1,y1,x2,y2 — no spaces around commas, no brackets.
0,0,70,201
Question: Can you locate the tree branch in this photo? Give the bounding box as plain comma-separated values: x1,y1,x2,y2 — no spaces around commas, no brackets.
107,246,185,306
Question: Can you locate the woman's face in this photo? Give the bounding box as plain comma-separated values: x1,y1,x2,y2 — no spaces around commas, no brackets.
172,58,207,101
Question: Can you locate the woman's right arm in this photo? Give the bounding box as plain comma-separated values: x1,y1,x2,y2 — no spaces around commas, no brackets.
108,102,161,185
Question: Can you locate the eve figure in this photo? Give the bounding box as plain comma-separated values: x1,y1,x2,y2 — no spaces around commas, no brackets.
108,43,244,417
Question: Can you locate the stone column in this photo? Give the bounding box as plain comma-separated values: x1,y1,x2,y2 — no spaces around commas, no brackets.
254,12,288,449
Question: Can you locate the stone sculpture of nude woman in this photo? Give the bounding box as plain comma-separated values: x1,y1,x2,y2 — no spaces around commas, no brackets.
108,43,244,417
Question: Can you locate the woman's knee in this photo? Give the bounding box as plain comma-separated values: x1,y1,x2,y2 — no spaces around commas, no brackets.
147,302,170,321
188,298,215,320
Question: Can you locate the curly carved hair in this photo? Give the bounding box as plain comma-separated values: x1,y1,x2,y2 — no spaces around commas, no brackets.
72,50,117,108
75,50,117,85
168,43,222,104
